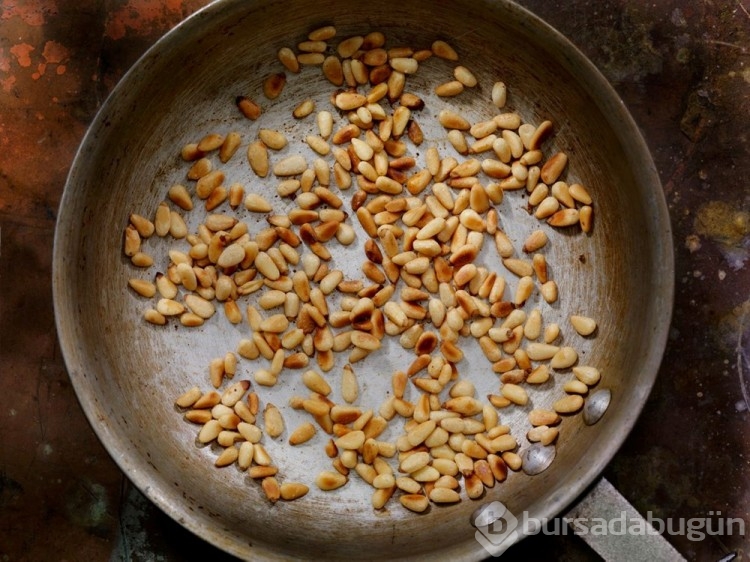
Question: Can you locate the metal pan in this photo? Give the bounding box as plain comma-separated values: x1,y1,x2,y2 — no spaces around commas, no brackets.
52,0,673,559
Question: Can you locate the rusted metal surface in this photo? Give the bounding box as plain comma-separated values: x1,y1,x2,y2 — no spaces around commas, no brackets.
0,1,747,560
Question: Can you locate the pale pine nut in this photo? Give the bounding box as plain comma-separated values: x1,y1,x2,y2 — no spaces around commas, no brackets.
501,383,528,406
570,315,597,336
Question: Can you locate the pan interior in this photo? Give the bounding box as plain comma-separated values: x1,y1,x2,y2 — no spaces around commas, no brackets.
53,0,673,559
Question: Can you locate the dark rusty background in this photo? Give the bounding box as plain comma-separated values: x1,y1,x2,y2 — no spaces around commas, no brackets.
0,1,748,560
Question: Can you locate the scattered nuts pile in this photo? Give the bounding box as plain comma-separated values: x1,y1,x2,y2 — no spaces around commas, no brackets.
124,25,603,510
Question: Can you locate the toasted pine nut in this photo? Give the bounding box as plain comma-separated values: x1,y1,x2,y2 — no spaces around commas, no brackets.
262,72,286,100
573,366,601,386
293,98,316,119
452,65,477,87
213,446,239,469
175,387,202,409
554,394,585,414
401,494,429,512
277,47,300,73
436,80,464,97
289,422,317,446
247,141,269,178
569,182,592,204
501,383,528,406
503,258,533,278
580,205,594,233
492,82,507,108
431,40,458,60
551,181,575,208
236,96,261,120
335,430,365,450
280,482,309,501
493,231,515,259
570,315,597,336
236,441,254,470
273,155,307,177
544,323,561,344
221,380,250,407
532,253,548,283
550,346,578,369
429,487,460,503
514,276,534,306
390,57,418,74
540,280,558,303
547,208,580,227
526,342,559,361
303,369,331,396
564,380,589,395
523,230,548,253
541,152,568,184
316,470,348,491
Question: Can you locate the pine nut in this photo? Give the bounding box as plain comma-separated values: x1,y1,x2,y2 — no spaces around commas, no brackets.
262,72,286,99
523,230,548,253
569,182,592,204
492,81,507,107
551,346,578,369
532,253,548,283
435,80,464,97
564,380,589,395
438,110,470,130
289,422,317,445
372,486,396,509
236,96,261,120
514,276,534,306
554,394,585,414
544,323,561,344
247,141,269,177
548,208,580,227
580,205,594,233
431,40,458,60
273,155,307,176
390,57,418,74
316,470,348,491
501,383,528,406
570,314,597,336
526,342,560,361
255,251,280,280
541,152,568,184
454,65,477,87
277,47,300,73
429,487,460,503
280,482,309,501
573,366,601,386
551,181,575,208
400,494,429,513
540,280,558,303
302,369,331,396
335,430,365,450
503,258,533,278
529,409,561,427
221,380,250,407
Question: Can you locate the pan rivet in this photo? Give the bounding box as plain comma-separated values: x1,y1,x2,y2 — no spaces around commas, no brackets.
521,444,556,475
583,389,611,426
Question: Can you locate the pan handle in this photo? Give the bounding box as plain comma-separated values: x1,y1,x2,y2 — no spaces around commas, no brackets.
565,477,687,562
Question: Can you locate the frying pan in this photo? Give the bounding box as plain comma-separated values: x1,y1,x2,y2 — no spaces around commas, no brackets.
52,0,674,559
